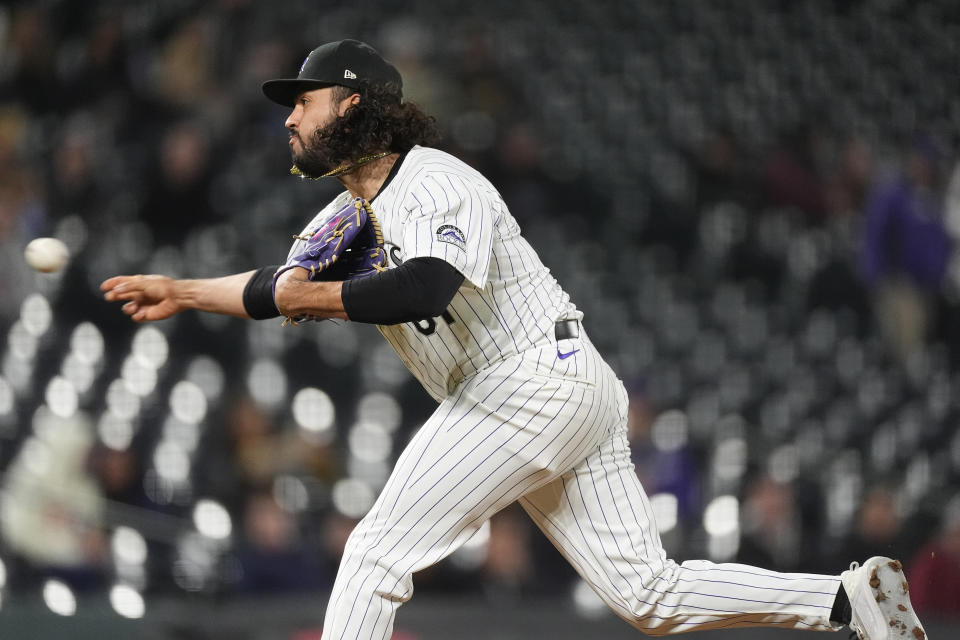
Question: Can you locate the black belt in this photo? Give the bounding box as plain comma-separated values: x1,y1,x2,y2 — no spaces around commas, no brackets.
554,319,580,341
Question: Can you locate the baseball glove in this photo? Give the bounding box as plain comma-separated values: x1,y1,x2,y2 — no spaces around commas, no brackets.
273,197,387,321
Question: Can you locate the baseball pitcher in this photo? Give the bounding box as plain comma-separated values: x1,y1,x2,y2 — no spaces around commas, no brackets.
103,40,925,640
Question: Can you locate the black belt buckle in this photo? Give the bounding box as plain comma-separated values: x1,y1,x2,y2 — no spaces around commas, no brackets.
554,319,579,341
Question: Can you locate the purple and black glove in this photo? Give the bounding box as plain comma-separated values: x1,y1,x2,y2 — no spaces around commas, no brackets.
273,197,388,322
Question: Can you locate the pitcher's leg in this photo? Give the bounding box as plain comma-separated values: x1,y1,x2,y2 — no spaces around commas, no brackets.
321,361,606,639
520,433,842,635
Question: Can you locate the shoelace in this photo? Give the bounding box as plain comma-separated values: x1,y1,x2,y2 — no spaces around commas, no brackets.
845,561,861,639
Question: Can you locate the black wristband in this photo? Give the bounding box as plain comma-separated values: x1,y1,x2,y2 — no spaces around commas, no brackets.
242,266,282,320
342,257,464,325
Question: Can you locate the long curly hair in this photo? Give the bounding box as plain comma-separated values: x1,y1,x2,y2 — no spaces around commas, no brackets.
295,82,441,177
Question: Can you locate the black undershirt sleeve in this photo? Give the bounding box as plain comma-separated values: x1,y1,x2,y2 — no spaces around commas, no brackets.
342,257,465,325
242,265,282,319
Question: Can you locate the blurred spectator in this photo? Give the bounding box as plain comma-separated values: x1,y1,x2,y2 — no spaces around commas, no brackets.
61,12,131,105
736,472,801,571
234,491,326,593
859,137,951,364
760,121,831,222
46,121,100,219
627,389,700,526
87,445,149,508
140,121,218,246
154,17,216,109
832,485,909,568
197,393,337,513
320,512,360,577
0,414,108,589
0,106,45,315
825,137,875,218
692,126,755,210
4,7,60,113
908,496,960,620
481,506,534,601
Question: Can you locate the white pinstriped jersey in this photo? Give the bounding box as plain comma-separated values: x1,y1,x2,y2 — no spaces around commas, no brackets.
288,146,582,401
297,149,849,640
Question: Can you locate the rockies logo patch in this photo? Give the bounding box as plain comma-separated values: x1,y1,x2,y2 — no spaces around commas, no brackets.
436,224,466,250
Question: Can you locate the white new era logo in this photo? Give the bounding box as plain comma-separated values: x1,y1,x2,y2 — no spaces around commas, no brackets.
344,69,357,79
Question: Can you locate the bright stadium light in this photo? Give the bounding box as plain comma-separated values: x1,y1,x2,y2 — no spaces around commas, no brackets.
356,392,402,433
106,378,142,420
348,421,392,463
366,342,412,389
0,377,15,418
651,410,689,452
44,376,78,419
346,458,391,490
20,293,52,337
61,352,96,394
111,527,148,566
767,444,799,484
703,495,739,537
247,358,287,408
649,493,678,534
332,478,375,519
3,352,32,394
193,500,232,540
98,412,134,451
70,322,105,365
162,415,199,452
712,437,747,481
153,441,190,483
7,321,38,361
109,584,145,619
451,520,490,570
704,495,740,562
273,475,309,513
131,326,169,369
291,387,335,437
169,381,207,424
42,579,76,616
121,355,158,397
572,578,608,619
185,356,225,402
462,520,490,551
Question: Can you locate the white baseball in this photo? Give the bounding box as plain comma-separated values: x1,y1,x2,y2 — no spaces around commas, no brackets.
24,237,70,273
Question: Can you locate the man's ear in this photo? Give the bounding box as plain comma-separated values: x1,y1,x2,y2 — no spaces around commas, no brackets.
338,93,361,116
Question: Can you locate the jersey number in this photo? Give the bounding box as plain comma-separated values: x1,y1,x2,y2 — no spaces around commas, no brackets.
413,310,455,336
388,246,455,336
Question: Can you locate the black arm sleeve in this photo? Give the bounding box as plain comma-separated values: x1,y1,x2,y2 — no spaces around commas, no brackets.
242,265,282,319
341,257,465,325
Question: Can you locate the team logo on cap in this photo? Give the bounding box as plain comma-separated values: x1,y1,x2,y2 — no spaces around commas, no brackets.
344,69,357,79
436,225,466,250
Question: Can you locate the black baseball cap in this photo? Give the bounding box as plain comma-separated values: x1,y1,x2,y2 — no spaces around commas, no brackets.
261,39,402,107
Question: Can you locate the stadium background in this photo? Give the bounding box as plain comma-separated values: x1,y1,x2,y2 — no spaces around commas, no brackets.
1,0,959,637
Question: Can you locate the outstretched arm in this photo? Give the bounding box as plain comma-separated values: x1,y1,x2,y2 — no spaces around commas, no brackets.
101,271,259,322
272,268,347,320
103,257,461,325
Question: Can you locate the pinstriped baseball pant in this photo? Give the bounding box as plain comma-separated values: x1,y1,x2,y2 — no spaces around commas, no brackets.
320,337,842,638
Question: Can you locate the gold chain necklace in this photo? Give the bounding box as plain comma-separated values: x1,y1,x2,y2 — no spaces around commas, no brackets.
290,150,393,180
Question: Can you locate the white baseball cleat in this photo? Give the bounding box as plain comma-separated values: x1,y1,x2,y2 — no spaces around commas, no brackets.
840,556,927,640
